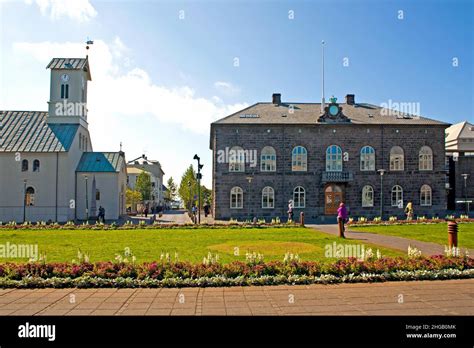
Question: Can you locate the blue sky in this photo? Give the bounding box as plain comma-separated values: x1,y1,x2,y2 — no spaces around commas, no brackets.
1,0,472,187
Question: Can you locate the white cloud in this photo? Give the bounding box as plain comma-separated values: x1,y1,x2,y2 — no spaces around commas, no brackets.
214,81,241,96
12,38,248,136
25,0,97,22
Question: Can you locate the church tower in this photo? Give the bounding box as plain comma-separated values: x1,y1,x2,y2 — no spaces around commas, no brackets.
46,57,92,128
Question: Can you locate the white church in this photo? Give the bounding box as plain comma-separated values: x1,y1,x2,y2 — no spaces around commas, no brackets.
0,57,127,222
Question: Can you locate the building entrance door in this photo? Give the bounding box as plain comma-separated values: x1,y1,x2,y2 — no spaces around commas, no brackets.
325,184,343,215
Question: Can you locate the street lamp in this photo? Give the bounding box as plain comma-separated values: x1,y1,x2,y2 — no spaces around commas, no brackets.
194,154,203,224
246,175,253,221
84,175,89,221
23,179,27,223
377,169,386,220
461,173,470,215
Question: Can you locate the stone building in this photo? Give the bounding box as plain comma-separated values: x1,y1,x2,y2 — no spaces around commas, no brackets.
127,157,165,210
0,57,127,222
210,94,449,222
445,121,474,213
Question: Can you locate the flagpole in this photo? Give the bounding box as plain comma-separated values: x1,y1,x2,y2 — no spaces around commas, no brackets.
321,40,325,113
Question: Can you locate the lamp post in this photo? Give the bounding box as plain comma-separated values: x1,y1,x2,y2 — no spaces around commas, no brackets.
246,175,253,221
377,169,386,220
84,175,89,221
194,154,203,224
461,173,470,215
23,179,27,223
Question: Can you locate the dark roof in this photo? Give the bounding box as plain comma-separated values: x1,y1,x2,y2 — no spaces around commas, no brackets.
46,57,91,80
212,102,449,126
0,111,78,152
76,152,125,172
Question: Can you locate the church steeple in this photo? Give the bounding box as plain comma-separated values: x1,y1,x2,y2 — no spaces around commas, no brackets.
46,57,92,128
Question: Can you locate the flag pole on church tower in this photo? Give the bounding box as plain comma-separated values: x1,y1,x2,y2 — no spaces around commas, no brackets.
321,40,325,113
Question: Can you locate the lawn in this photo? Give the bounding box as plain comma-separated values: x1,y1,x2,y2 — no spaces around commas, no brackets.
351,223,474,249
0,227,403,263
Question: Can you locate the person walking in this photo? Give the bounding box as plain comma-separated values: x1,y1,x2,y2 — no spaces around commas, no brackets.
192,205,197,224
337,202,348,238
405,201,413,221
287,200,294,222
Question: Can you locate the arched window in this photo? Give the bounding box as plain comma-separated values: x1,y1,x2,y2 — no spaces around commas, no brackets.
25,187,35,206
360,146,375,171
293,186,305,208
326,145,342,172
230,187,243,209
261,146,276,172
420,185,432,206
33,160,40,172
21,159,28,172
262,186,275,209
362,185,374,207
291,146,307,171
391,185,403,207
419,146,433,171
390,146,404,171
229,146,245,172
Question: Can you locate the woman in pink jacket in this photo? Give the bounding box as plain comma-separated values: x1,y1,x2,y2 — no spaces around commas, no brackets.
337,202,348,238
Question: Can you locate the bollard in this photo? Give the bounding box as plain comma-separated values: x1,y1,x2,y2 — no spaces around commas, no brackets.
300,212,305,226
447,221,458,248
338,217,345,238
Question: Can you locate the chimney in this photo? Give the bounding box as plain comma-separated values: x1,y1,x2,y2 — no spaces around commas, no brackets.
345,94,355,105
272,93,281,106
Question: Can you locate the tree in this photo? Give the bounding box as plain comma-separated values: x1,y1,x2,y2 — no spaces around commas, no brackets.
178,165,198,210
164,177,177,202
202,185,212,206
135,171,152,201
126,189,142,212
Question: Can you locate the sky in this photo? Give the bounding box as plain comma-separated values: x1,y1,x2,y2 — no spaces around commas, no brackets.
0,0,472,188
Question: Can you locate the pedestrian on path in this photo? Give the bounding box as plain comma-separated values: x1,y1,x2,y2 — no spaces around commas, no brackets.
405,201,413,221
337,202,348,238
287,200,294,222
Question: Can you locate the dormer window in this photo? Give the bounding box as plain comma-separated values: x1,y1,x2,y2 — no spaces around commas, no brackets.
61,84,69,99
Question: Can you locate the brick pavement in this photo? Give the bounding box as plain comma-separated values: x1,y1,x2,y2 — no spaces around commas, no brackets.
0,279,472,316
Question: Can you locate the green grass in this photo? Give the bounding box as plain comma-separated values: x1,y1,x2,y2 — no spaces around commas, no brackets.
0,227,404,263
351,223,474,249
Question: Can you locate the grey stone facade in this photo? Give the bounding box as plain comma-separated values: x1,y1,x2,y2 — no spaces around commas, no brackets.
210,96,449,222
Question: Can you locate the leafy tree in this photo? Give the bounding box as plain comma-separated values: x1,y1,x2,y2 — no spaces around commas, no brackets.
164,177,177,202
202,185,212,206
135,171,152,201
126,189,142,211
178,165,198,210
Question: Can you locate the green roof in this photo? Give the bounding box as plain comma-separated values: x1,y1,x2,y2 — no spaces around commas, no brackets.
0,111,78,152
76,152,124,173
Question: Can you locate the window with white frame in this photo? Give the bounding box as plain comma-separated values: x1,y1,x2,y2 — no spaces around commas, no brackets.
326,145,342,171
262,186,275,208
229,146,245,172
419,146,433,171
360,146,375,171
390,146,404,171
362,185,374,207
420,184,432,206
260,146,276,172
293,186,305,208
291,146,307,171
230,187,243,209
391,185,403,206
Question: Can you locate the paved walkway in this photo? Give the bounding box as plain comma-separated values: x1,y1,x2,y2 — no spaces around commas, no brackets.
309,224,474,256
155,210,193,224
0,279,472,316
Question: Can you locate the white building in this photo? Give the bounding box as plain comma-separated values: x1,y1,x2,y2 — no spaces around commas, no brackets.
0,57,127,222
127,157,165,210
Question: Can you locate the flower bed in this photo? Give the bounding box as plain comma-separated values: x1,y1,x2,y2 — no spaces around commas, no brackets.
0,221,303,231
0,255,472,288
348,217,474,227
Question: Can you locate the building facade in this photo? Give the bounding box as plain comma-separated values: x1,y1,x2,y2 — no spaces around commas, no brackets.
127,157,165,209
446,121,474,213
0,57,127,222
210,94,449,222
